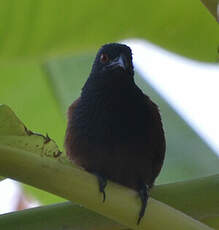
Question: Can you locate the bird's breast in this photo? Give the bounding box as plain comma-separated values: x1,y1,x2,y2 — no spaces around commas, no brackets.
72,90,151,144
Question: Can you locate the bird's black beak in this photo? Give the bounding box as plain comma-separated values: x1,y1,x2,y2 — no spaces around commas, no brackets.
106,54,127,70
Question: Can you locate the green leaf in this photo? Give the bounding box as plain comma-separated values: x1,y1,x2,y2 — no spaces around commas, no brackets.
0,1,218,61
0,104,26,136
0,202,122,230
0,105,61,157
0,61,65,148
203,216,219,229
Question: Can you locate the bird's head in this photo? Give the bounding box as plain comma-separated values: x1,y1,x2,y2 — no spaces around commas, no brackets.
91,43,134,78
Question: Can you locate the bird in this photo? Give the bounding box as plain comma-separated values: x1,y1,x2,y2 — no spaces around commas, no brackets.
64,43,166,224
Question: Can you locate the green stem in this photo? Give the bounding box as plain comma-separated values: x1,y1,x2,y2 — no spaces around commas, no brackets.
0,145,212,230
2,173,218,230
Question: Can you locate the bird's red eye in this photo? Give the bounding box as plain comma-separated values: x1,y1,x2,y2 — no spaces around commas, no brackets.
100,53,109,64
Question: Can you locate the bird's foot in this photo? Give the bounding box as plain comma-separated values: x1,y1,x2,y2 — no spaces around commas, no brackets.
137,184,149,225
94,172,107,202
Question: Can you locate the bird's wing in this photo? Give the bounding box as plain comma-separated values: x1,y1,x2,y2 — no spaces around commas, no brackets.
64,98,80,158
67,98,80,121
143,94,166,184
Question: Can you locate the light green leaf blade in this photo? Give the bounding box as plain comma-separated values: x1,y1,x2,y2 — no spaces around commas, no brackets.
0,104,61,157
0,1,218,61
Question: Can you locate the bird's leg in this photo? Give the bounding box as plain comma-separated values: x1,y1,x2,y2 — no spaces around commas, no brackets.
137,183,149,225
94,172,107,202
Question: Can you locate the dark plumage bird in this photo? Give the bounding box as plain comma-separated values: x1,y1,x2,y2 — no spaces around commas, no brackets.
65,43,166,224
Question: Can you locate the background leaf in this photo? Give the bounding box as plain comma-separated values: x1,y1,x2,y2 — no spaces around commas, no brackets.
0,0,218,61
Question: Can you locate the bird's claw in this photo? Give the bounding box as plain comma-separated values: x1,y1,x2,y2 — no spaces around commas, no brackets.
94,172,107,202
137,184,149,225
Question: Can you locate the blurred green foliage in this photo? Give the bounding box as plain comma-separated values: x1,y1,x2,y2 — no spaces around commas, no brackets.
0,61,65,147
0,0,218,61
0,0,218,205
